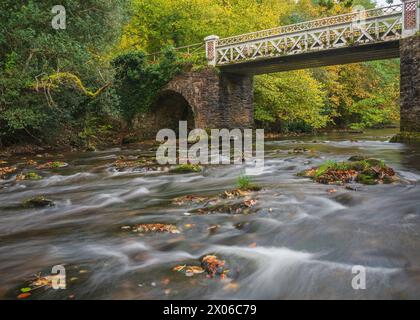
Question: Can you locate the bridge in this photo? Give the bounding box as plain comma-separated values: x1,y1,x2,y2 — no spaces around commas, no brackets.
141,1,420,137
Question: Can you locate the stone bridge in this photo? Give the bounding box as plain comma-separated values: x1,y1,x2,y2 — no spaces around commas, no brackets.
145,1,419,135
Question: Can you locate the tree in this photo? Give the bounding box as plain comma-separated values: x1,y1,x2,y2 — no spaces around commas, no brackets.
0,0,127,146
254,71,328,132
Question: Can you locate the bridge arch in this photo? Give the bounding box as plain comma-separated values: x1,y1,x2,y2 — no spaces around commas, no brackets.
151,89,195,133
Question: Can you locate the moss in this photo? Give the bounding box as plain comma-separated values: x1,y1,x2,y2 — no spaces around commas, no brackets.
50,161,67,168
390,132,420,143
356,173,377,185
170,164,202,173
299,158,397,185
26,172,42,180
23,196,54,208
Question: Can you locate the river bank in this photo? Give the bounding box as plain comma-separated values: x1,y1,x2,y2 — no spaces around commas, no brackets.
0,128,400,159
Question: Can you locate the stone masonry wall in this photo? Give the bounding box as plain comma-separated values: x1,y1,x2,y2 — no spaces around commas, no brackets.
136,68,255,137
165,68,224,129
400,35,420,132
219,73,254,129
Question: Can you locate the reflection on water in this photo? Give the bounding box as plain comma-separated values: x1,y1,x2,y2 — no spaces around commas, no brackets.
1,128,420,299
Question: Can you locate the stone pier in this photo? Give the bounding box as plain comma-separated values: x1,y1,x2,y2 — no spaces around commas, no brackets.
400,35,420,133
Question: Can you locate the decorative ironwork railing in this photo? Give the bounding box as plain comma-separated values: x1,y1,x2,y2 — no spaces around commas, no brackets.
216,4,404,47
147,2,419,66
213,4,407,66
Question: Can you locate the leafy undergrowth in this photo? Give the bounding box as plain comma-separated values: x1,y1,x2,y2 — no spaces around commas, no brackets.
299,157,399,185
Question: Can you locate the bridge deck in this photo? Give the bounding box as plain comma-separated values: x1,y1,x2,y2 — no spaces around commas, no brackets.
204,3,417,74
219,40,400,75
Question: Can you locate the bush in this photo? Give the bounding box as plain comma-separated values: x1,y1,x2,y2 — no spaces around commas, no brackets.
111,46,184,126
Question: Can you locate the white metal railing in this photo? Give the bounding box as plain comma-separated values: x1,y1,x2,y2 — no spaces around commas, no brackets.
204,3,420,66
216,4,404,47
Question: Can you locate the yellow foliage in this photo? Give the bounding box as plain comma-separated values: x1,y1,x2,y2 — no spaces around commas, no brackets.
33,72,110,104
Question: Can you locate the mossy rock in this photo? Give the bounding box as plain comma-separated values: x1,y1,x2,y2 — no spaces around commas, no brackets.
365,158,384,167
170,164,202,174
299,158,397,185
243,185,262,191
23,196,54,208
356,173,378,185
17,172,43,181
348,155,368,162
26,172,42,180
390,132,420,143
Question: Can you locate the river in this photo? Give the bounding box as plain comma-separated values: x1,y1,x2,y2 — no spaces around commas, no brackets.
1,128,420,299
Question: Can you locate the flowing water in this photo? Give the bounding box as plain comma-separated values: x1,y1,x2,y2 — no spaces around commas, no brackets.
1,128,420,300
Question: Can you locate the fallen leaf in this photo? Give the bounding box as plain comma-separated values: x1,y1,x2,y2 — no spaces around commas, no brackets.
173,265,186,272
20,287,32,293
17,292,31,299
223,282,239,291
187,266,205,274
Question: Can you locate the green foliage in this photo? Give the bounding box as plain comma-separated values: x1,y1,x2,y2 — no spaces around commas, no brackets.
0,0,402,148
254,70,328,132
312,159,385,178
25,172,42,180
0,0,128,146
237,175,252,189
120,0,297,53
236,175,261,191
111,46,184,124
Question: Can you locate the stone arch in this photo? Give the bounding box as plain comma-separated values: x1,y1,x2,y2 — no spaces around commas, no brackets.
150,89,195,133
135,69,254,138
